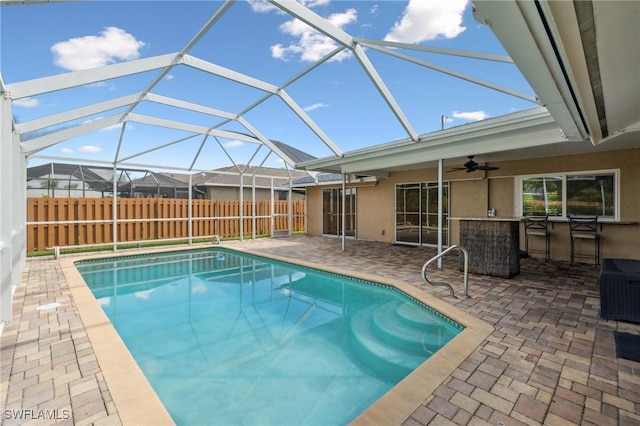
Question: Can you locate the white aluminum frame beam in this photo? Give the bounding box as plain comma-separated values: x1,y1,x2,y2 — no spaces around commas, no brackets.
270,0,417,142
125,114,261,143
118,134,200,163
5,54,178,99
274,91,343,156
145,93,237,120
22,114,123,155
15,93,142,134
352,44,418,141
365,44,540,105
268,0,354,49
183,55,279,94
1,75,14,322
355,38,514,63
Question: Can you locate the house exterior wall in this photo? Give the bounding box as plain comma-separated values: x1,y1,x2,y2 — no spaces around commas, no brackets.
204,186,304,201
306,147,640,261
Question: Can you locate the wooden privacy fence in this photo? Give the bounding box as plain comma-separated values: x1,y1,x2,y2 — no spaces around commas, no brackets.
26,198,306,252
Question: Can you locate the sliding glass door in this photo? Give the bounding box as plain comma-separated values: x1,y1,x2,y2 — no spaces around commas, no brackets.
396,182,449,246
322,188,356,237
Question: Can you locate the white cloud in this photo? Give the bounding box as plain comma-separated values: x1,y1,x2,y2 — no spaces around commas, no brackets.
79,145,102,153
271,9,356,63
51,26,145,71
452,110,489,121
223,140,244,148
247,0,279,13
249,0,328,12
385,0,468,43
13,97,40,108
87,81,115,91
303,0,330,7
60,147,74,154
304,102,329,112
165,74,174,80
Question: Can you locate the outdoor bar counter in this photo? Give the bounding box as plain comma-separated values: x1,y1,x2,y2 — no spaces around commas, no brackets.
453,218,520,278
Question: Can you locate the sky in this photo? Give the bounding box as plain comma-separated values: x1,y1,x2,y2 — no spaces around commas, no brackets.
1,0,537,172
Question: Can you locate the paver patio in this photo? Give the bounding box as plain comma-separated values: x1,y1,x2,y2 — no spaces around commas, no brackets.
1,235,639,425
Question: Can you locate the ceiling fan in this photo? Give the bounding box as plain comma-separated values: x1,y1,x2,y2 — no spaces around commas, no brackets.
449,156,499,173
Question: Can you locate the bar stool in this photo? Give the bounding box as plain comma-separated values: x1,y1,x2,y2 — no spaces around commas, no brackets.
524,215,551,261
569,215,600,266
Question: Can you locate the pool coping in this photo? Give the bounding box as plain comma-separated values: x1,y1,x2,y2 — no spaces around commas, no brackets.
60,242,493,425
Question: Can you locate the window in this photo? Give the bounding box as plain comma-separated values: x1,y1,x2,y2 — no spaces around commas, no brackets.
522,176,563,216
518,170,618,219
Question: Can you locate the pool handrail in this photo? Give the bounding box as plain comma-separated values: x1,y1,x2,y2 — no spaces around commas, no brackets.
421,245,469,299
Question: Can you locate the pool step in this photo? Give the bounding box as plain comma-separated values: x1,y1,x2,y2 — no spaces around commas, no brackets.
371,302,446,354
349,309,426,382
347,300,459,382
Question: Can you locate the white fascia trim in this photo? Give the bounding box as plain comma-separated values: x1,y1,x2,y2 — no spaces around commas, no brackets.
299,107,555,170
338,125,565,174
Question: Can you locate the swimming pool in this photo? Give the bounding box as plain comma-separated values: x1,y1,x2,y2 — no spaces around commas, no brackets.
75,247,463,425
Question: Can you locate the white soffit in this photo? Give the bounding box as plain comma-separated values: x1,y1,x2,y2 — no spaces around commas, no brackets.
472,0,589,143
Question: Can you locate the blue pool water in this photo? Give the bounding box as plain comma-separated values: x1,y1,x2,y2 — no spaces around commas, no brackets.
75,248,462,425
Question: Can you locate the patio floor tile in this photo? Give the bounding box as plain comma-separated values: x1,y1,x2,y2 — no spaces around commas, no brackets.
1,235,639,425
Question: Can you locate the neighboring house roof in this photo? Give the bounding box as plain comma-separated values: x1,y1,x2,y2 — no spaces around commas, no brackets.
27,163,144,193
28,162,312,194
290,173,343,186
118,173,189,193
270,140,316,164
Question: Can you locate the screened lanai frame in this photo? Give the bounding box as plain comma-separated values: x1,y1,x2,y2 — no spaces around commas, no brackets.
0,0,546,322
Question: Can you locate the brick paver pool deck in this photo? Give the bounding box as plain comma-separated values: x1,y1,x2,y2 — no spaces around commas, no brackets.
1,235,639,425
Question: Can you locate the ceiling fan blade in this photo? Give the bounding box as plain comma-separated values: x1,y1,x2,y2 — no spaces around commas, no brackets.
476,166,500,171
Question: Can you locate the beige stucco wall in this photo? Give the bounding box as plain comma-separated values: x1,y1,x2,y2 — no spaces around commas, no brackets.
204,186,304,201
305,147,640,261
